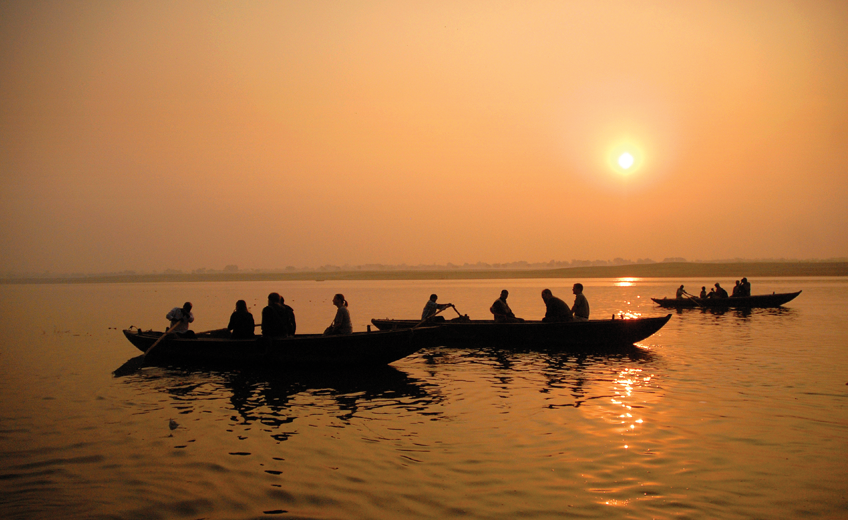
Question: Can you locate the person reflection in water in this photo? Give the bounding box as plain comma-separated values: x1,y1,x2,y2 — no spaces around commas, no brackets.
227,300,255,339
324,293,353,335
490,290,523,323
541,289,572,322
571,283,590,321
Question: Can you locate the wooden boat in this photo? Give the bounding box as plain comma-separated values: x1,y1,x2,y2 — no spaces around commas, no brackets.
651,291,801,309
369,314,672,349
121,326,441,367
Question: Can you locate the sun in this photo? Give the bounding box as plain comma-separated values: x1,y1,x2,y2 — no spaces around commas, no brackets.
607,143,643,175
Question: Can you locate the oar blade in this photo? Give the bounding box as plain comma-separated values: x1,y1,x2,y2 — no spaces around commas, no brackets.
112,355,145,377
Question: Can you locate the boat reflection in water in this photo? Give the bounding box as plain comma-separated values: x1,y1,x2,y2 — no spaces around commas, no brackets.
119,364,444,443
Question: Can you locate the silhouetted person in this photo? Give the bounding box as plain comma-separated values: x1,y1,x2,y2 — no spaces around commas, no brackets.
262,293,290,338
731,280,742,297
714,283,729,298
422,294,452,320
699,286,707,298
166,302,194,336
572,283,590,321
490,290,523,322
227,300,255,339
325,293,352,335
707,288,717,298
541,289,572,322
740,277,751,297
280,295,297,335
676,285,686,298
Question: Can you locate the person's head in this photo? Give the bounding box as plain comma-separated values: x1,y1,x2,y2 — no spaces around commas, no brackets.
235,300,247,312
679,285,684,289
701,286,706,291
500,290,509,300
742,277,748,283
333,293,347,307
430,294,438,302
268,292,281,304
573,283,583,294
279,295,285,304
182,302,193,312
541,288,552,301
715,283,721,288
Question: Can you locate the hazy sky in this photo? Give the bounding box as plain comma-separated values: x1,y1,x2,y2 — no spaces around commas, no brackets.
2,1,847,274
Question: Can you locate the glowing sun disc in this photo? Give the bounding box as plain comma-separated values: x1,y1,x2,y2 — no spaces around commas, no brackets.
618,153,634,169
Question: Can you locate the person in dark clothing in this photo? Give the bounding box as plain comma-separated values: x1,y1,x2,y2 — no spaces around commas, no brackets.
261,293,290,338
490,290,523,322
740,277,751,297
731,280,742,297
714,283,729,298
227,300,255,339
279,295,297,335
699,286,707,298
541,289,572,322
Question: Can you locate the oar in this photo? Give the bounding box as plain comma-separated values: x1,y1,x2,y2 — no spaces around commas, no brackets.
682,291,704,308
413,306,449,329
113,322,181,377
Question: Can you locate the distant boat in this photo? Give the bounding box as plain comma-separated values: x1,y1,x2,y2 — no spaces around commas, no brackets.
651,291,801,309
370,315,672,349
121,326,440,367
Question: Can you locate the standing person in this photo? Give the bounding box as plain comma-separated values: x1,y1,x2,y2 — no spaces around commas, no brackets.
571,283,590,321
324,293,353,335
676,285,686,299
490,290,522,322
421,294,452,320
541,289,572,322
166,302,194,336
227,300,255,339
280,295,297,335
261,293,289,338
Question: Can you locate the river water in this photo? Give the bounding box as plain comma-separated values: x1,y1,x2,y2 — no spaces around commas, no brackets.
0,277,846,519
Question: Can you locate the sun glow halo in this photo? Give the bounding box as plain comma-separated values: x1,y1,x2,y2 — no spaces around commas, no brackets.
618,153,634,169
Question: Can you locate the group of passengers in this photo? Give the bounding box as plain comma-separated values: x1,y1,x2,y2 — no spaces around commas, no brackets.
165,292,352,340
166,283,592,339
676,277,751,300
485,283,589,324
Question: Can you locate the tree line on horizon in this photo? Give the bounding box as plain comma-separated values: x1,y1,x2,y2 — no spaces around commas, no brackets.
6,257,848,280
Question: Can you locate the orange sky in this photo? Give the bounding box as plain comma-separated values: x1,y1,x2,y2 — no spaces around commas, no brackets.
2,1,847,274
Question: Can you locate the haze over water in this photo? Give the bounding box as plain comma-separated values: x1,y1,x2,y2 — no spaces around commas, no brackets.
1,277,846,519
2,1,848,276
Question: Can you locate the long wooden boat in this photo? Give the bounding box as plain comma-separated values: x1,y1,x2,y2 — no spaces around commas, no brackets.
121,326,441,367
369,315,672,349
651,291,801,309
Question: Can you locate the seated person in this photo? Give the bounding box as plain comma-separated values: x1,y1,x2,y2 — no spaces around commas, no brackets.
421,294,452,320
227,300,255,339
490,290,523,323
571,283,590,321
541,289,572,322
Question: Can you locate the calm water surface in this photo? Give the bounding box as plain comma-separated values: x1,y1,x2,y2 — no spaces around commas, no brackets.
1,278,846,519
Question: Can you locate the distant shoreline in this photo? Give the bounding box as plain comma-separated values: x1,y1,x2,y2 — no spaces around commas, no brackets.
3,261,848,284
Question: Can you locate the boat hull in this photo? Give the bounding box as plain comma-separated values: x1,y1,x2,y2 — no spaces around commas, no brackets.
122,327,440,367
651,291,801,309
370,315,672,349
